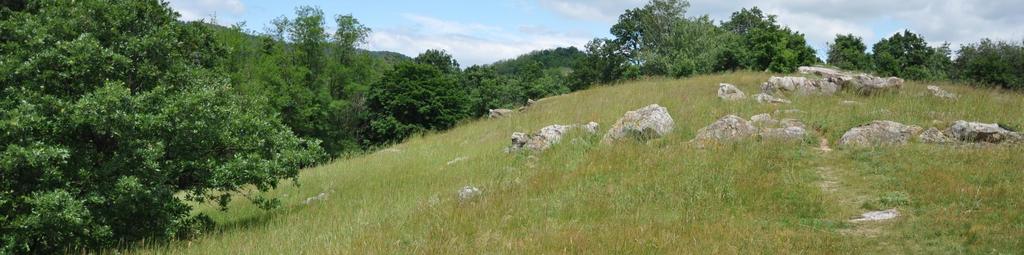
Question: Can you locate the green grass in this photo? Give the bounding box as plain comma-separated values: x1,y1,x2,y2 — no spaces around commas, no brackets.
131,72,1024,254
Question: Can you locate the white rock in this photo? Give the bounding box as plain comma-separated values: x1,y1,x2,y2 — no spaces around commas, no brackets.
754,93,792,104
446,156,469,165
850,209,899,222
927,85,958,100
488,109,514,118
845,75,903,95
303,192,328,205
760,126,808,141
603,104,675,143
718,83,747,101
838,121,923,147
458,186,481,201
582,122,600,134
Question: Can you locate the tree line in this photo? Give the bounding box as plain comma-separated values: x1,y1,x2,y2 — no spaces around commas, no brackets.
2,0,1022,253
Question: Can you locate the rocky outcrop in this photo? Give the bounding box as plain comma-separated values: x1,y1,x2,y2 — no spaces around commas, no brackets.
754,93,791,104
798,66,904,95
718,83,747,101
838,121,922,147
918,127,952,144
693,115,757,144
508,122,602,152
845,75,904,95
927,85,958,100
946,121,1022,144
761,76,840,95
488,109,514,118
603,104,675,143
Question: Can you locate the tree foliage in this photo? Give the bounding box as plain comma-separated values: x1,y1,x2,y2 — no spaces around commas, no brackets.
827,34,872,71
872,30,951,80
0,1,323,253
953,39,1024,89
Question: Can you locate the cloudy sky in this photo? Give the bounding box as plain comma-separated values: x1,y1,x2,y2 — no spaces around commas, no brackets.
167,0,1024,66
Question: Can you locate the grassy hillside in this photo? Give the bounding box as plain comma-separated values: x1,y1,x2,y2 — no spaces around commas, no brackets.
134,72,1024,254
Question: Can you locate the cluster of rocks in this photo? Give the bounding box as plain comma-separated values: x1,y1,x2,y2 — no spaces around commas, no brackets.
488,99,542,119
838,120,1022,147
692,113,808,146
797,66,904,95
506,122,600,152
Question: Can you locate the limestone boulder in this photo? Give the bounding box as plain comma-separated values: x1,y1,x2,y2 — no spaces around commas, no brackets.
946,121,1022,144
762,76,840,95
603,104,675,143
838,121,923,147
693,115,757,144
718,83,747,101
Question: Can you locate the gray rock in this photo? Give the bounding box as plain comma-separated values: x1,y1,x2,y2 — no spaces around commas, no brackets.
508,125,571,152
303,192,328,205
927,85,958,100
946,121,1023,144
838,121,923,147
760,126,808,141
754,93,792,104
458,186,481,201
446,156,469,165
603,104,675,143
488,109,514,118
919,127,951,144
693,115,757,144
840,100,862,106
762,76,840,95
750,113,777,127
718,83,747,101
845,75,904,95
799,66,845,77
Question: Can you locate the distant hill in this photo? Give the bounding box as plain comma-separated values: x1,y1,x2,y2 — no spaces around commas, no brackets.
488,47,585,74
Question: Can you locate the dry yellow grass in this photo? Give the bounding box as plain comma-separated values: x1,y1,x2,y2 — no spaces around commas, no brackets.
130,72,1024,254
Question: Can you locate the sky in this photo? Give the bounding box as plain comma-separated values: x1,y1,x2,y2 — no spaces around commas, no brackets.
166,0,1024,66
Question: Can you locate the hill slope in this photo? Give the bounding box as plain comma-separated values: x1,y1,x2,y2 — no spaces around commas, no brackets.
137,72,1024,254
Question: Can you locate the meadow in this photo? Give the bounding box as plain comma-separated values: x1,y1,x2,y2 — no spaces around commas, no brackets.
134,72,1024,254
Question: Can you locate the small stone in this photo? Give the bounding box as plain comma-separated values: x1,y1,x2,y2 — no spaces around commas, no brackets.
760,126,808,141
582,122,600,134
488,109,514,118
447,156,469,165
458,186,481,201
754,93,791,104
927,85,958,100
303,192,328,205
850,209,899,222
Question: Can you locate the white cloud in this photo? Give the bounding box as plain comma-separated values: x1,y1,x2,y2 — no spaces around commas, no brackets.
165,0,246,24
367,14,593,66
539,0,1024,50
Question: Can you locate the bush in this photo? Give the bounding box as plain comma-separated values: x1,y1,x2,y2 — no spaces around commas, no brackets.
0,1,324,253
954,39,1024,90
827,34,872,71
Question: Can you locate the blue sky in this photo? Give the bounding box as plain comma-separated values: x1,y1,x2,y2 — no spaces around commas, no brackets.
168,0,1024,66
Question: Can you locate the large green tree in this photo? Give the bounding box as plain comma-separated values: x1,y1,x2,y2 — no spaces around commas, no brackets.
872,30,951,80
827,34,872,71
721,7,818,73
954,39,1024,89
0,1,324,253
366,50,472,144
